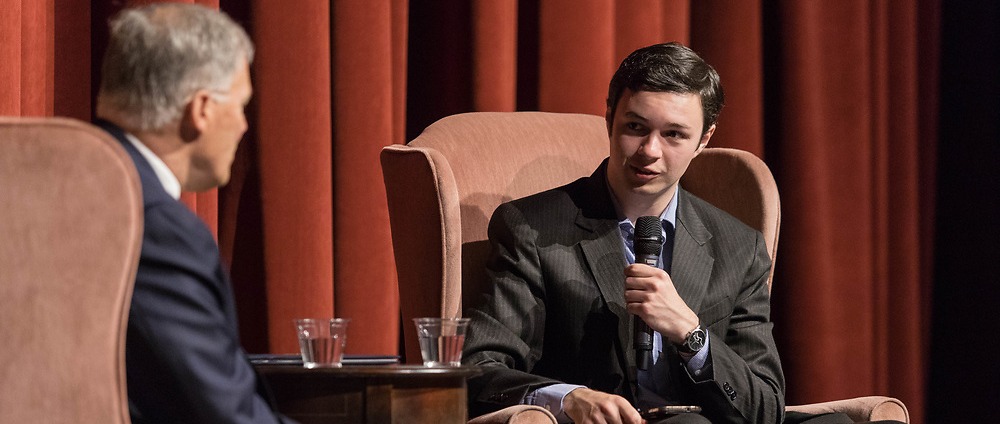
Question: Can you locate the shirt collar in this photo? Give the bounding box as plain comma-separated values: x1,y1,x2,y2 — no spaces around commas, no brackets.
124,132,181,200
609,184,679,269
607,183,679,230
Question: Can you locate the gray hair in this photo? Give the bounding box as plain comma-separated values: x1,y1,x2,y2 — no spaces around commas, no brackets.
98,3,254,131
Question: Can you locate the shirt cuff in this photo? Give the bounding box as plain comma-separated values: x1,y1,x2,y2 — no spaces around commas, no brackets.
523,384,585,423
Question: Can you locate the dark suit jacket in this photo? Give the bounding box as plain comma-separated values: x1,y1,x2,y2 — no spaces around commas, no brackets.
463,160,785,424
98,121,291,424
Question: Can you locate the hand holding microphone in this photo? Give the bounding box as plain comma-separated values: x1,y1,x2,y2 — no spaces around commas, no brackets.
632,216,663,371
628,216,701,368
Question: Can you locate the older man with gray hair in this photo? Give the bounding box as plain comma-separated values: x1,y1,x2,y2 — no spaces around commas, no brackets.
95,3,293,423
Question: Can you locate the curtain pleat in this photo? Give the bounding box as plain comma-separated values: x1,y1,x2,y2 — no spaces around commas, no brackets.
883,2,926,421
252,1,335,353
690,0,763,155
472,0,517,112
0,1,22,115
539,0,614,115
19,0,52,117
615,1,685,60
770,0,880,401
0,1,940,420
330,0,401,355
52,0,89,120
390,0,408,144
763,5,927,422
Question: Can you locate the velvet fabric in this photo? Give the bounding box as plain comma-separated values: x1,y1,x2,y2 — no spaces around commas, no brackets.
0,2,937,421
0,117,142,423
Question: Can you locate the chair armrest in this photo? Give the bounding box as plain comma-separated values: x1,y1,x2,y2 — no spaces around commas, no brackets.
468,405,558,424
786,396,909,423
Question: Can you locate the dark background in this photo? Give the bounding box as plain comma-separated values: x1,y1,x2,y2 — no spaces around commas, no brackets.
930,1,1000,422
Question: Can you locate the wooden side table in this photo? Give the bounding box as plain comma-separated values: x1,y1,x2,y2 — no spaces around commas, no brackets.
256,364,481,424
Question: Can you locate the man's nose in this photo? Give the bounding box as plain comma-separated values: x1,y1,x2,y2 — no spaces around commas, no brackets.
638,135,663,158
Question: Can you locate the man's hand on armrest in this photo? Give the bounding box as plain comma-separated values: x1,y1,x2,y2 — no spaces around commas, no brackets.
563,387,643,424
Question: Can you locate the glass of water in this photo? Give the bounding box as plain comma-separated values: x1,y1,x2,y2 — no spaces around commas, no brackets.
294,318,350,368
413,317,470,367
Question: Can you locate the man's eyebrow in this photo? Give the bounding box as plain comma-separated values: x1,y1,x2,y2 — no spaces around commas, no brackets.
623,111,648,122
624,111,692,130
666,122,693,130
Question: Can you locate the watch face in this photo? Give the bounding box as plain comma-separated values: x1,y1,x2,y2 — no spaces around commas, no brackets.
687,328,706,351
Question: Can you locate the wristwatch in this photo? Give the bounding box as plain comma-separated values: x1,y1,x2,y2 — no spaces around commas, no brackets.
675,325,707,355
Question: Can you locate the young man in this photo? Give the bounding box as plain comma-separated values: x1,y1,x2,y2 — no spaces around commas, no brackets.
462,43,784,424
95,4,293,423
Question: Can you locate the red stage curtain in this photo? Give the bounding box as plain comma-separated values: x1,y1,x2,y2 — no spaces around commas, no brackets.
0,1,936,421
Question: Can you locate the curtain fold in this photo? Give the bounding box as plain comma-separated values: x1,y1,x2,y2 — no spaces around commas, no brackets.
690,0,763,155
538,0,614,115
472,0,517,112
763,4,928,422
251,0,335,354
330,0,401,355
882,1,927,418
19,0,53,117
768,0,881,400
52,0,89,119
0,1,937,421
0,2,18,115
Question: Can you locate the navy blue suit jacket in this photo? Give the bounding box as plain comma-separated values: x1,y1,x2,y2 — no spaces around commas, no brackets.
98,121,291,424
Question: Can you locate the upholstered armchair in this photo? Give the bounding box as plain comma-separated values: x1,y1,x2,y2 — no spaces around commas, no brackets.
381,112,908,423
0,117,143,423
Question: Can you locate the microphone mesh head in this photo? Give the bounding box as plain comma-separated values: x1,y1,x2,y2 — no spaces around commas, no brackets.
634,216,664,257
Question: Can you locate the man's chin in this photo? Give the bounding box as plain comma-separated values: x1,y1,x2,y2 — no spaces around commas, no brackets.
215,173,232,189
625,183,672,198
185,173,231,192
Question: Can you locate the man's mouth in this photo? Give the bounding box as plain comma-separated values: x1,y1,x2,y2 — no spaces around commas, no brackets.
630,164,658,177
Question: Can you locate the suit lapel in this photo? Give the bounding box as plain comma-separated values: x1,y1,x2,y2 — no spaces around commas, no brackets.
578,220,631,357
574,160,637,395
671,189,713,313
574,164,631,351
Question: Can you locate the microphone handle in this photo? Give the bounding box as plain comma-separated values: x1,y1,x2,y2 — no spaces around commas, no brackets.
634,253,657,370
635,319,653,370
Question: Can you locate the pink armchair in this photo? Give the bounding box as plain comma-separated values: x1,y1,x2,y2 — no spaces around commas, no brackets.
381,112,908,423
0,117,143,423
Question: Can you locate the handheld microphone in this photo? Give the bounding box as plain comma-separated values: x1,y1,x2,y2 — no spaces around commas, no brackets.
633,216,664,371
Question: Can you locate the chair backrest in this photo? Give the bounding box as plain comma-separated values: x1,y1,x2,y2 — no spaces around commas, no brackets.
0,117,142,423
381,111,780,364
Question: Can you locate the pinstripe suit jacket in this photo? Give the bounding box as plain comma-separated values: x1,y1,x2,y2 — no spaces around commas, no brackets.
463,160,785,424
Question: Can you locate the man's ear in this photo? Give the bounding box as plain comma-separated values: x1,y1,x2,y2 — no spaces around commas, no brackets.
180,90,212,142
694,124,715,155
605,107,613,137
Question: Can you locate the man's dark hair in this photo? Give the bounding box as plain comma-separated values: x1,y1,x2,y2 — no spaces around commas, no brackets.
606,42,724,136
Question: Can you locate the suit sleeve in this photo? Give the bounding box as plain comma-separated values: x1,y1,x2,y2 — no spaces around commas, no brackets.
126,204,291,424
680,230,785,424
462,202,563,417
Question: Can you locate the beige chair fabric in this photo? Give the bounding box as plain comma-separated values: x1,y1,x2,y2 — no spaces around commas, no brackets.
786,396,910,423
382,112,608,366
0,117,142,424
468,405,558,424
381,111,908,423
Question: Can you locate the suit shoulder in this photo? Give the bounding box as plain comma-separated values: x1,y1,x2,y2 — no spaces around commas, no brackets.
142,200,220,268
682,190,761,238
497,177,591,220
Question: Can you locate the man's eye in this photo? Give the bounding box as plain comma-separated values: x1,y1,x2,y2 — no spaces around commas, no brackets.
664,130,686,139
626,122,645,132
